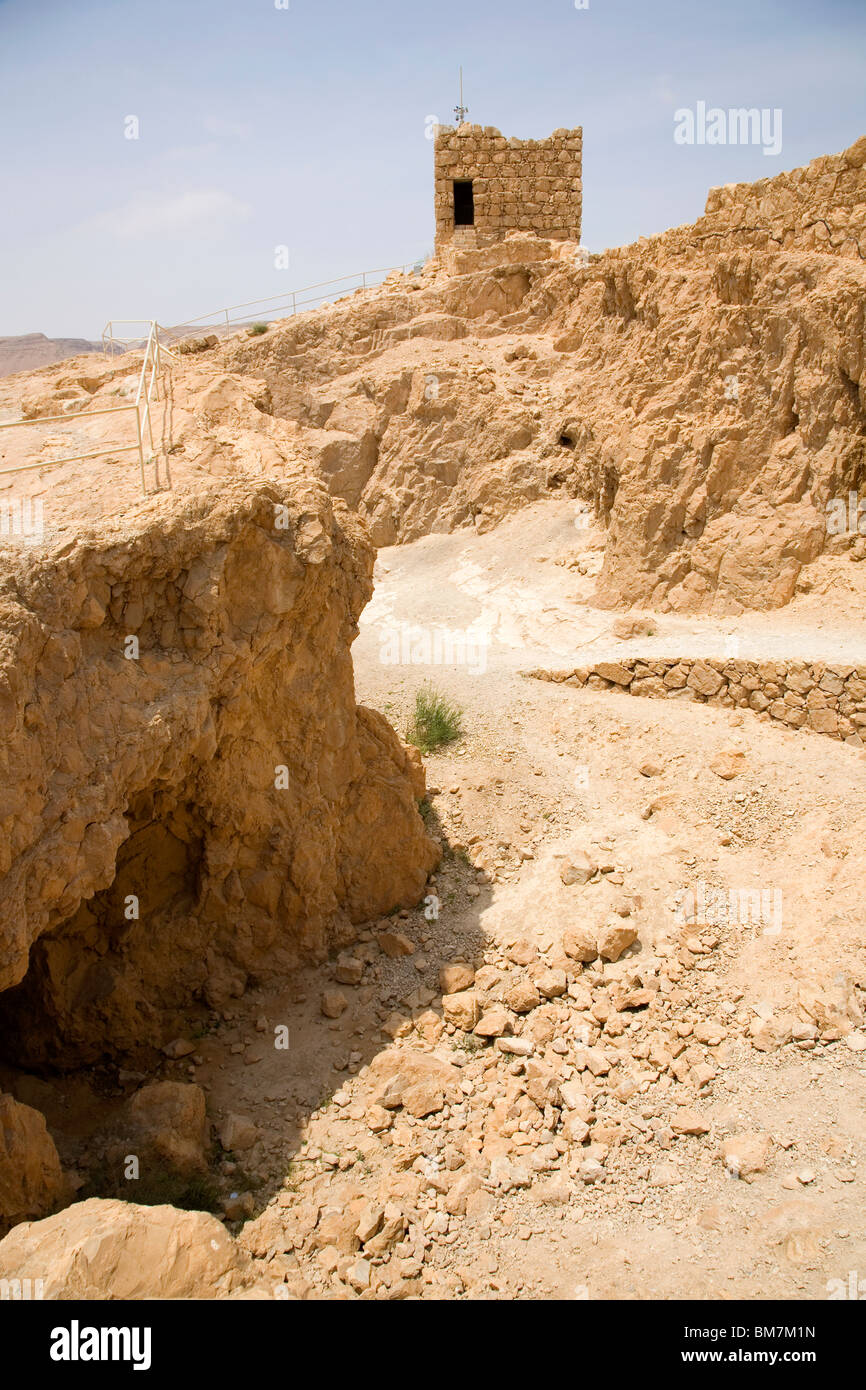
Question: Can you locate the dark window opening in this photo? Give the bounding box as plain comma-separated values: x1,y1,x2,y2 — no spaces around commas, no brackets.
453,180,475,226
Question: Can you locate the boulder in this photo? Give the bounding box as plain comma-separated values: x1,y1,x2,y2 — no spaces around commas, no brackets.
561,924,599,963
441,991,481,1030
119,1082,209,1176
369,1049,461,1118
0,1197,249,1299
709,748,747,780
721,1132,772,1180
560,851,598,886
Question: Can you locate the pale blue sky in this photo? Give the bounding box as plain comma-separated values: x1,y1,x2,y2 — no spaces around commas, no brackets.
1,0,864,336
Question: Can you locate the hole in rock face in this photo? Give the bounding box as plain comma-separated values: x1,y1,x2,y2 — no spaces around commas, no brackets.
559,433,575,449
0,799,207,1074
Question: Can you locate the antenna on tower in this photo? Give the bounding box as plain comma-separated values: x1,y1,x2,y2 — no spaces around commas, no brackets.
454,66,469,125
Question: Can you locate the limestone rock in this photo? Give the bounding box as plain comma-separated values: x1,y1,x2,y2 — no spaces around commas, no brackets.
561,924,599,963
335,955,364,986
369,1049,460,1118
474,1005,512,1038
439,962,475,994
671,1108,710,1136
378,931,416,958
504,979,541,1014
321,990,348,1019
721,1132,773,1180
596,920,637,962
441,990,481,1030
0,1094,67,1236
709,748,747,780
560,851,597,886
0,1198,249,1299
0,479,439,1069
536,968,567,999
120,1081,209,1176
219,1114,260,1153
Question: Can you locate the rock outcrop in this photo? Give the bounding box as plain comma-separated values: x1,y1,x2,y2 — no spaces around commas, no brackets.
0,1093,67,1235
0,1197,250,1298
542,137,866,614
218,137,866,614
0,472,438,1068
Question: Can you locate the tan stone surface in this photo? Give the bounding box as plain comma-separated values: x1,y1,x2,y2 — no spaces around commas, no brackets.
0,473,438,1065
433,123,583,250
0,1197,249,1298
0,1093,66,1235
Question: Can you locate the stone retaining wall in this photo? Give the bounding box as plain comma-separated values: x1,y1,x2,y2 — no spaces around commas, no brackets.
526,658,866,746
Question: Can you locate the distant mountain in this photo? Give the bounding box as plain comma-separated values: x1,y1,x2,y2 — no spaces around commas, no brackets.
0,332,102,379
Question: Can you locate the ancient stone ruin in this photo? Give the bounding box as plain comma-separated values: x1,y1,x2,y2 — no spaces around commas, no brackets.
434,123,583,251
0,125,865,1306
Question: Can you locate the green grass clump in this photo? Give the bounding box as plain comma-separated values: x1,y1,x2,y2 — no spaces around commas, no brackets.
249,322,269,335
406,685,463,755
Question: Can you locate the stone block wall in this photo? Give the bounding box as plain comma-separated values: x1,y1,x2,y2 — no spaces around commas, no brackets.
598,135,866,271
527,658,866,746
434,124,582,252
700,135,866,259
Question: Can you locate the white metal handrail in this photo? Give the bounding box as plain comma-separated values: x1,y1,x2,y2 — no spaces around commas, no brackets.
102,319,185,357
0,321,175,495
0,258,424,503
172,261,424,339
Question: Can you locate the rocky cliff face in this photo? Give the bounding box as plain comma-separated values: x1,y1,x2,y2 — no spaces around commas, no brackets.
538,136,866,614
0,471,438,1069
223,137,866,615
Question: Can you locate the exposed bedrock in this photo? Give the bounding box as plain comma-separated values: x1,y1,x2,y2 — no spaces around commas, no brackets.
222,137,866,614
0,473,438,1069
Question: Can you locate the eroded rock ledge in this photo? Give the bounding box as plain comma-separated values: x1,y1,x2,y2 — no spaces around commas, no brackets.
0,472,438,1069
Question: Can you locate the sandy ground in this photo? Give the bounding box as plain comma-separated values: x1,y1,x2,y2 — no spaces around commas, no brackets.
112,499,865,1300
4,496,865,1300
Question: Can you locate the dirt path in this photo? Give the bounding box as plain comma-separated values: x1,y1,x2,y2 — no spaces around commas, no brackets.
156,500,866,1299
17,498,864,1300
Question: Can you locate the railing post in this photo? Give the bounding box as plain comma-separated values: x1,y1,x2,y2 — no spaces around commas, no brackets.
136,407,146,495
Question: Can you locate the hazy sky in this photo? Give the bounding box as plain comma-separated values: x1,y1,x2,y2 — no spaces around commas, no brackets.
1,0,864,337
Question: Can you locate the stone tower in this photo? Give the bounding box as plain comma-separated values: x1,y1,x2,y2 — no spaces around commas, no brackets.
434,123,583,253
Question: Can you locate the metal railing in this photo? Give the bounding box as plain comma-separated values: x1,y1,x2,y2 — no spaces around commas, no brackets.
102,319,185,357
0,320,175,495
0,259,425,502
170,262,424,339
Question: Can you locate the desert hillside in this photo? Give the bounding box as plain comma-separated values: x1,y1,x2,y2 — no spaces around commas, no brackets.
0,333,102,379
0,137,864,1303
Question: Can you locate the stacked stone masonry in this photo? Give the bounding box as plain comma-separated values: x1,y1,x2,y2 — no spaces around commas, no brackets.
434,123,582,251
603,135,866,271
527,659,866,746
701,137,866,259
